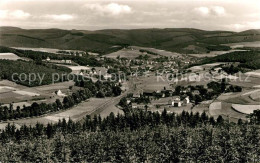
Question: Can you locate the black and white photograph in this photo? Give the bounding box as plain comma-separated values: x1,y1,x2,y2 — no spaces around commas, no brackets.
0,0,260,162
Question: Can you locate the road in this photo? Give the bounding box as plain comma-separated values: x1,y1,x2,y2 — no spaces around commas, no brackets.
87,77,135,118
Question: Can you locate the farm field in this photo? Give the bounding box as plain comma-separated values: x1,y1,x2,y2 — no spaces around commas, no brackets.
67,66,90,71
98,104,123,118
12,47,61,53
209,101,247,122
35,80,74,93
210,85,260,122
167,103,193,114
232,104,260,115
249,91,260,101
134,75,171,92
2,97,112,126
188,49,247,58
192,102,211,115
217,88,260,104
0,53,21,60
130,46,181,57
229,73,260,88
224,41,260,48
105,48,155,59
189,62,225,72
12,47,86,54
105,46,181,59
245,69,260,77
0,80,74,106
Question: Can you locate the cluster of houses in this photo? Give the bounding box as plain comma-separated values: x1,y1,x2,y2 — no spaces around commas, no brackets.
57,50,85,56
131,96,190,109
46,57,72,64
131,88,190,109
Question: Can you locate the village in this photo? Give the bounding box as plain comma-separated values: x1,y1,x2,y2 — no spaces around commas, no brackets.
0,43,259,128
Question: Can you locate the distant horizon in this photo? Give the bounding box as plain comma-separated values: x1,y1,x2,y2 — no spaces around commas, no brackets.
1,25,260,33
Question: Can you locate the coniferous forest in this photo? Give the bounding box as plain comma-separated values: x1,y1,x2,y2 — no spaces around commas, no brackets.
0,109,259,162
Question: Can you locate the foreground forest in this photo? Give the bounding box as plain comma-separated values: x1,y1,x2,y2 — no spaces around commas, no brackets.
0,109,259,162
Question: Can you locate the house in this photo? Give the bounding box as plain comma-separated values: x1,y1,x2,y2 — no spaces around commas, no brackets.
46,57,50,61
173,99,182,107
132,103,147,109
162,89,173,97
192,90,200,95
64,60,72,64
56,90,66,97
155,92,165,98
183,96,190,105
133,93,141,98
104,74,112,80
168,96,181,107
133,89,143,98
143,89,155,96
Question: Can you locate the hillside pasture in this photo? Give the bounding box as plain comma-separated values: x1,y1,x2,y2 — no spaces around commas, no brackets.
35,81,74,93
105,48,153,59
192,102,210,115
245,69,260,77
130,46,181,57
188,49,247,58
0,86,16,93
13,90,40,96
224,41,260,48
12,47,60,54
229,73,260,88
232,104,260,114
217,88,260,105
0,80,73,105
209,101,247,122
0,53,21,60
67,66,91,71
135,75,171,91
249,91,260,101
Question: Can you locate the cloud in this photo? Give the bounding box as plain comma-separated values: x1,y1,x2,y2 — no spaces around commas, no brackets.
0,10,30,19
211,6,225,16
44,14,75,21
0,10,8,19
86,3,132,15
227,21,260,31
10,10,31,19
195,7,209,15
194,6,226,16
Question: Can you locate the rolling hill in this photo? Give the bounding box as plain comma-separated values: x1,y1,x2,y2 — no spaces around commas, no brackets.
1,26,260,54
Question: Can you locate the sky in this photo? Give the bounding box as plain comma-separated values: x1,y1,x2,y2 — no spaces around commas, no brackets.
0,0,260,31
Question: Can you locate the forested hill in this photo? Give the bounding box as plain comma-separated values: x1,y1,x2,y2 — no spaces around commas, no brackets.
194,50,260,69
1,26,260,54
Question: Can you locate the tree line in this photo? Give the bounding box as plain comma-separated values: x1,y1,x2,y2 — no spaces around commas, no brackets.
0,109,259,162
